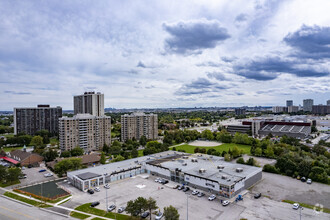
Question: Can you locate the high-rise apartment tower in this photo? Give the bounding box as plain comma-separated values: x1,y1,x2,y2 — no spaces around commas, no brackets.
121,112,158,142
303,99,314,112
14,105,62,135
59,114,111,152
74,92,104,116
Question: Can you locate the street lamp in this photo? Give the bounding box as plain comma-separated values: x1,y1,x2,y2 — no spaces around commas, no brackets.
299,206,304,220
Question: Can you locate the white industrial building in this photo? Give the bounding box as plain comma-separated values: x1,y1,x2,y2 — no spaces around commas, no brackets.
67,151,262,198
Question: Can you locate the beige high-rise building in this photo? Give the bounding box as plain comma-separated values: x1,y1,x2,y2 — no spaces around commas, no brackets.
59,114,111,152
74,92,104,116
121,113,158,142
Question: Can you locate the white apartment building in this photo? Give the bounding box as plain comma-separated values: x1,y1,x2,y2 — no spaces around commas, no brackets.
74,92,104,116
121,112,158,142
59,114,111,152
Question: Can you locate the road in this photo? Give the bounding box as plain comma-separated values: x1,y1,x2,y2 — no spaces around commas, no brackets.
0,197,72,220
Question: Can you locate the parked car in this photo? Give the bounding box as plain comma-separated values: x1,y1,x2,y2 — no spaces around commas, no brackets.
155,178,161,183
307,179,312,184
292,203,300,210
160,179,169,184
208,194,216,201
19,174,27,179
90,201,100,207
155,211,163,220
39,169,46,173
197,192,205,197
192,190,199,195
44,173,53,177
141,211,150,218
301,177,306,182
222,200,230,206
108,204,116,212
118,206,126,213
173,185,180,189
178,185,184,190
254,193,261,199
183,187,190,192
87,189,94,194
94,187,100,192
104,184,110,189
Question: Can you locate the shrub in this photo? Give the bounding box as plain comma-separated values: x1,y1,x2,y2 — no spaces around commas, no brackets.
263,164,279,174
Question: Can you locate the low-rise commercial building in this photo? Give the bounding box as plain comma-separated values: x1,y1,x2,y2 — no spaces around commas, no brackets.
67,152,262,198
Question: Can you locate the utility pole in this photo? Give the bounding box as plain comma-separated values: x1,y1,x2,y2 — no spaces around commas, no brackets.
106,187,108,212
186,193,188,220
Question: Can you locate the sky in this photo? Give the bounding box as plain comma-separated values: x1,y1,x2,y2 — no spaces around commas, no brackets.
0,0,329,110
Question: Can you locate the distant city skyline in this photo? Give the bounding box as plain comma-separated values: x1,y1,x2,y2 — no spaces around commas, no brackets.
0,0,329,110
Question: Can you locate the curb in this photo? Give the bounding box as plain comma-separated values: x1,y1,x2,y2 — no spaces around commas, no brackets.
0,195,33,207
39,207,69,218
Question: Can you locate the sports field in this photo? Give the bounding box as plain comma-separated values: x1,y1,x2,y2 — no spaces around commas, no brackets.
171,143,251,154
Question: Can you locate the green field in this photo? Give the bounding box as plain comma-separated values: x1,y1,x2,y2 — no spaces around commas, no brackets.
2,147,23,152
171,143,251,154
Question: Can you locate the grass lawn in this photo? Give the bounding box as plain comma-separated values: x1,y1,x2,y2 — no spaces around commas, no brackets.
2,147,23,152
3,133,14,138
171,143,251,154
91,218,105,220
70,211,90,219
75,203,139,220
3,192,52,208
138,149,144,157
0,180,20,187
282,200,330,214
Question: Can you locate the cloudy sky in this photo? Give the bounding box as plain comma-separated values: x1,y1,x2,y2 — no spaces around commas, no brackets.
0,0,329,110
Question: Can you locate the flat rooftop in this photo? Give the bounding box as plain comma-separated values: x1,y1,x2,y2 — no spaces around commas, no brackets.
153,154,262,186
68,151,188,177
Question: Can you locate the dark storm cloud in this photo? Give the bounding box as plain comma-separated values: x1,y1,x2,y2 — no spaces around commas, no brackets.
137,61,146,68
235,13,248,22
175,78,228,96
234,56,329,80
284,25,330,59
163,20,230,54
234,25,330,80
207,72,227,81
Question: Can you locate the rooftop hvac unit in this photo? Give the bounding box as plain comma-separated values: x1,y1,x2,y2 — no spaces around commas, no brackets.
217,165,225,169
182,163,187,166
221,175,228,179
191,158,198,162
182,156,188,159
199,168,206,173
236,168,243,173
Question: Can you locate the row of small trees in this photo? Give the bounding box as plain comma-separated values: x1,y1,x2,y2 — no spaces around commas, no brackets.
126,196,179,220
0,166,21,186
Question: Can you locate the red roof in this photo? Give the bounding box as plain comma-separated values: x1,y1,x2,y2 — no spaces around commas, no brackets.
0,156,19,165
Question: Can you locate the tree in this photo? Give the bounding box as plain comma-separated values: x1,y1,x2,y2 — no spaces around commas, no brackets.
102,144,110,154
7,167,21,182
42,149,58,162
71,147,84,156
231,146,241,158
264,146,274,158
164,205,180,220
246,158,256,166
100,152,106,164
60,151,71,158
194,147,200,153
0,165,7,182
126,200,137,216
139,136,147,146
110,145,122,155
255,147,262,156
146,197,158,220
224,153,231,161
236,157,245,164
201,129,214,140
112,155,125,162
30,135,43,147
263,164,279,174
54,158,82,177
131,149,139,158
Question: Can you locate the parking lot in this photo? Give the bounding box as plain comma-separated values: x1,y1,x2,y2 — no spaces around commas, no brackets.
251,172,330,209
6,163,57,189
59,173,330,220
